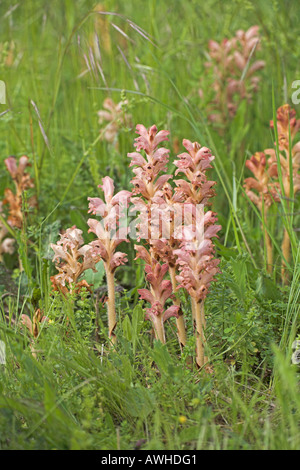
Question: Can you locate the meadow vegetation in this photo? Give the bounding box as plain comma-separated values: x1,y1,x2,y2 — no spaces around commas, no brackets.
0,0,299,450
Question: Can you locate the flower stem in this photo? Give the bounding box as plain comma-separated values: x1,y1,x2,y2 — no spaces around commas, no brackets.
200,301,208,365
281,227,290,284
153,315,166,343
169,265,186,350
193,298,205,368
262,211,273,274
105,264,117,345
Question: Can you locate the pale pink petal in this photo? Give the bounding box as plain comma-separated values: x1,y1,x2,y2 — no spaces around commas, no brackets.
88,197,106,216
163,306,180,322
100,176,115,203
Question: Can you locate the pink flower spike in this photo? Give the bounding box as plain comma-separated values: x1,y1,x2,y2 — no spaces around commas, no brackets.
50,225,98,295
134,124,169,154
203,26,264,126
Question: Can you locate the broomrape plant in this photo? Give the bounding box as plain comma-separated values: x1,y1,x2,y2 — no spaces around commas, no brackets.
87,176,131,344
244,104,300,281
50,124,221,368
0,155,36,264
98,97,132,146
128,124,182,345
269,105,300,281
202,26,265,126
4,155,36,229
0,202,15,262
244,151,280,273
173,140,221,367
50,226,98,296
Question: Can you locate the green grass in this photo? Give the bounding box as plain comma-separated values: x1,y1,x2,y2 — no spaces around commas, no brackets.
0,0,299,450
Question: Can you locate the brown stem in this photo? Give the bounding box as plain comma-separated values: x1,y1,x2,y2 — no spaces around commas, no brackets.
105,264,117,345
281,228,290,284
200,301,208,365
95,292,100,344
30,342,37,360
262,211,273,274
152,315,166,343
191,298,196,336
19,257,24,273
169,265,186,350
281,177,291,284
193,298,205,368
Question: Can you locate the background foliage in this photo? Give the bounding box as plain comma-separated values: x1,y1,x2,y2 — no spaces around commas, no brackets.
0,0,299,450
